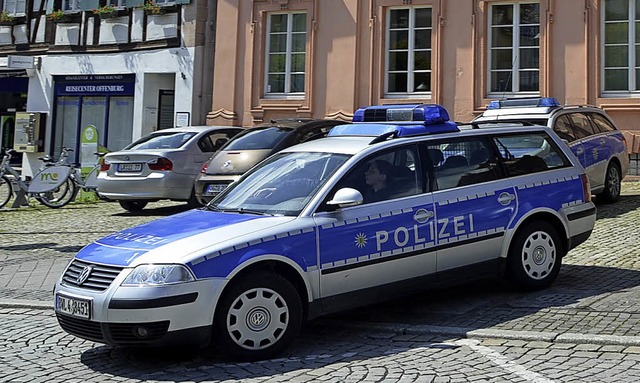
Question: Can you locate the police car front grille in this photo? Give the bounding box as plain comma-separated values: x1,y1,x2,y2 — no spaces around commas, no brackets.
56,313,104,342
62,259,124,291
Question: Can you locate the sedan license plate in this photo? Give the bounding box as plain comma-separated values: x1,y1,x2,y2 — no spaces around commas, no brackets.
56,294,91,319
117,163,142,172
205,184,228,196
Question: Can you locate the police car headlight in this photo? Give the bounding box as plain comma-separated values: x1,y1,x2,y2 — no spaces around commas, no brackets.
121,264,195,286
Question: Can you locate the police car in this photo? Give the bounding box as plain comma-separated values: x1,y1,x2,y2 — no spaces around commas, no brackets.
54,104,596,361
472,97,629,202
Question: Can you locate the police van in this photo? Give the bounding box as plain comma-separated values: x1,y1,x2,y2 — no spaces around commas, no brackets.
54,104,596,361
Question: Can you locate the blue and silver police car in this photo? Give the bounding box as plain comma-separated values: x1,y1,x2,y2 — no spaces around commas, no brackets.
54,104,596,360
472,97,629,203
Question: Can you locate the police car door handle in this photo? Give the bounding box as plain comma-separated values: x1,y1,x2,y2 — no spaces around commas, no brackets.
600,138,607,145
497,192,516,205
413,209,434,223
576,147,584,155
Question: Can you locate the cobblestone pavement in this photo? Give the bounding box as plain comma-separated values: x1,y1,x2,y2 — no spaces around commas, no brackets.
1,183,640,382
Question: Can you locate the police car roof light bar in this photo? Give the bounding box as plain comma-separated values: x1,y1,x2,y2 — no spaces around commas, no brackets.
487,97,560,110
352,104,451,124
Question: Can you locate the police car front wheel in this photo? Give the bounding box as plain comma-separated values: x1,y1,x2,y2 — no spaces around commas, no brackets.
507,221,563,291
213,272,303,361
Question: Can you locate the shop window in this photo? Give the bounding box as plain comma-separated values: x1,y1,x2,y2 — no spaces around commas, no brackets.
602,0,640,93
385,7,432,97
487,2,540,95
264,12,307,97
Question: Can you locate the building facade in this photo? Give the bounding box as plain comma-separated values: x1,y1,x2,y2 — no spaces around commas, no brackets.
207,0,640,152
0,0,216,171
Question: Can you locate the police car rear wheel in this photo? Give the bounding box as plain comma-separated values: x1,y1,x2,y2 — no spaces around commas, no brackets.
214,272,302,361
599,162,621,203
507,222,562,291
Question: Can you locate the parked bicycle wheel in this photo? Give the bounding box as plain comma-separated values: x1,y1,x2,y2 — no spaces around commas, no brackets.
0,175,13,208
36,178,77,208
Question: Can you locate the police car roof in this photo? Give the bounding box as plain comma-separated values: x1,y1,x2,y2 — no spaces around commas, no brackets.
477,97,561,119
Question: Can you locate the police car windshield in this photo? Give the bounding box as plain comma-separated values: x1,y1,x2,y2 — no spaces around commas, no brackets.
211,151,350,216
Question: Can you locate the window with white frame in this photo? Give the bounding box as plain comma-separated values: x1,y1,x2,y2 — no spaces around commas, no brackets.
488,2,540,94
107,0,126,7
265,12,307,96
2,0,26,15
602,0,640,93
385,7,432,96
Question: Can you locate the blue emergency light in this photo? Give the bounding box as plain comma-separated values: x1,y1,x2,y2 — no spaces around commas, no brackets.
329,104,459,138
487,97,560,110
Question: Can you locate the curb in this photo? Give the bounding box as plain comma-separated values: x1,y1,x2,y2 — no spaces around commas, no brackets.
0,299,53,310
316,320,640,347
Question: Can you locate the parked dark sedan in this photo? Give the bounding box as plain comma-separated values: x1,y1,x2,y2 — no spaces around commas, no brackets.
194,118,344,205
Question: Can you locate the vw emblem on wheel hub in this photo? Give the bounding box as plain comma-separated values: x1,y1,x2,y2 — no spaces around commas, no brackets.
77,265,94,285
533,246,546,265
247,307,270,331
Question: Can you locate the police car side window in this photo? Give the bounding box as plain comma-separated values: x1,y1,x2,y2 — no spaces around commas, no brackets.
428,138,500,190
569,113,597,138
493,133,570,176
589,113,616,133
553,115,577,142
330,146,423,205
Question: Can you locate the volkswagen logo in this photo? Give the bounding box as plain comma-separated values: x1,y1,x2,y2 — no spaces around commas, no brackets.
125,155,130,161
77,265,93,286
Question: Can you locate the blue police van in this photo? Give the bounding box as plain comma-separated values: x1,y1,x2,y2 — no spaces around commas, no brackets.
54,104,596,360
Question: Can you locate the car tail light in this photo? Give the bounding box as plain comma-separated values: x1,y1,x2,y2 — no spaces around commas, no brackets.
200,162,209,174
148,157,173,171
100,161,110,172
581,173,591,203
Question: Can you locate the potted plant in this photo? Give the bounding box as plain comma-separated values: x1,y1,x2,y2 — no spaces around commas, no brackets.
47,9,67,22
92,4,117,19
0,11,15,26
141,0,164,15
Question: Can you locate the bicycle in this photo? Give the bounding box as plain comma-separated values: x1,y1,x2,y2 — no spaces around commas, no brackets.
0,147,106,209
42,146,107,206
0,149,76,209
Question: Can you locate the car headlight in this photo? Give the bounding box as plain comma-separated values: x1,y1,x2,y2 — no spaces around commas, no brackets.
121,264,195,286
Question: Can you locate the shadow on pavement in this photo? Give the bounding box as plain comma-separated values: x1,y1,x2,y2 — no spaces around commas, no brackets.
594,194,640,219
78,263,640,381
111,203,194,217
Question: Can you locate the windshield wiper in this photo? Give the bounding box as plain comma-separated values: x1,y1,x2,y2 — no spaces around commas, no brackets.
218,207,273,216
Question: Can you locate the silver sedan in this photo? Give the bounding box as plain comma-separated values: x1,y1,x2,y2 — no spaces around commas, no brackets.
97,126,243,212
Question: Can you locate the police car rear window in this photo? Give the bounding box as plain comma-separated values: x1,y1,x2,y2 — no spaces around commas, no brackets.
225,127,293,150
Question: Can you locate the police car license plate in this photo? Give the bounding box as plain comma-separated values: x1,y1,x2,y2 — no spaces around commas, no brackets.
205,184,228,195
118,163,142,172
56,294,91,319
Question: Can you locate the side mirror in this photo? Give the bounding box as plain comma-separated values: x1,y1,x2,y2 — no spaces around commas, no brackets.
327,187,363,208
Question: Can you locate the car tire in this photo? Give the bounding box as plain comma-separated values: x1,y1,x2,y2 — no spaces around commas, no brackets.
598,162,621,203
213,271,303,361
119,200,148,212
186,188,202,208
506,221,563,291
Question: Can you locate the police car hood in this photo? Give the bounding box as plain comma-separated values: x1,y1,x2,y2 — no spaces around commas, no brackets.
75,209,295,266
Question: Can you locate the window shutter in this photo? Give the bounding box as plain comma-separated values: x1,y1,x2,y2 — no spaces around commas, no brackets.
78,0,99,11
126,0,144,8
